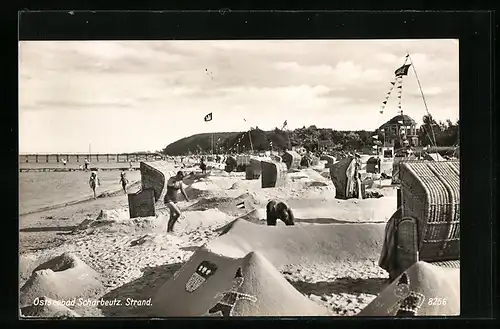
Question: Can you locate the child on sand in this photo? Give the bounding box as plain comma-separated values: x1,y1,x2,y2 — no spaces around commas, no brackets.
119,171,129,193
164,171,190,233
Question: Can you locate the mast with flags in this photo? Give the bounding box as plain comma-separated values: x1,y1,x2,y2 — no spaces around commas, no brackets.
378,52,437,149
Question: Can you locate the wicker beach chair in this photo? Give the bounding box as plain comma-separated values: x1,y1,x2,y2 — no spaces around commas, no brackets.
391,160,460,279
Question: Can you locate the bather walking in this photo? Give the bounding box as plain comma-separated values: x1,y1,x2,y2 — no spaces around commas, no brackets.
119,171,129,193
164,171,190,233
89,171,100,199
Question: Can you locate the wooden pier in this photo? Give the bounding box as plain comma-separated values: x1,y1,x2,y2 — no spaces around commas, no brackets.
19,153,165,164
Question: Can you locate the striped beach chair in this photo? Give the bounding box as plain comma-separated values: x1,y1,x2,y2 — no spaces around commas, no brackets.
390,160,460,279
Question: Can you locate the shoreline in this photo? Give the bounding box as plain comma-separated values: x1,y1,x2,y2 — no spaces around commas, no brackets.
19,180,141,217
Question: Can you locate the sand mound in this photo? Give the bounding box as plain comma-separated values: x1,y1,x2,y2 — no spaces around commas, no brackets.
20,254,48,284
185,196,236,211
73,209,165,235
150,249,330,316
175,209,234,233
74,209,127,231
208,219,385,268
296,168,330,182
185,181,224,199
184,192,262,216
228,179,261,191
358,261,460,316
21,296,81,318
20,253,103,307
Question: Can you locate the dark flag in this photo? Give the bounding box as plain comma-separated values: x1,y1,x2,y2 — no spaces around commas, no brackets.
204,112,213,122
395,64,411,77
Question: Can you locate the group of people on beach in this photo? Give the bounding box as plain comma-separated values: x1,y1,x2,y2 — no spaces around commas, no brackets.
85,154,296,232
87,170,130,199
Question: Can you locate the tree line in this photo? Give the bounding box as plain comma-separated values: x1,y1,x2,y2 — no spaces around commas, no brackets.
162,115,459,155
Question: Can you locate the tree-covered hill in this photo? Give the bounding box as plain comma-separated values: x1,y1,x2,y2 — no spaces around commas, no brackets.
162,117,459,156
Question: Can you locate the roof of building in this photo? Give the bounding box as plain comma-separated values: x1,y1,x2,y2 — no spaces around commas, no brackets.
378,114,416,130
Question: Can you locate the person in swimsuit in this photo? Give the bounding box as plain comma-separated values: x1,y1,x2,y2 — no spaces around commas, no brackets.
89,171,100,199
164,171,190,233
119,171,129,193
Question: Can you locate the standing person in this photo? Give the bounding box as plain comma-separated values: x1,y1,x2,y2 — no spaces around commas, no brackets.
129,161,133,171
164,171,190,233
89,171,100,199
62,158,67,166
119,171,129,193
200,157,207,175
84,158,90,171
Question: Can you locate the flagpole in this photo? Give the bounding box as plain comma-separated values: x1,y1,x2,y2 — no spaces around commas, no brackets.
406,51,437,148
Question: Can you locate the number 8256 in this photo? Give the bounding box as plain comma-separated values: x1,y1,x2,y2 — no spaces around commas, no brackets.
427,297,448,306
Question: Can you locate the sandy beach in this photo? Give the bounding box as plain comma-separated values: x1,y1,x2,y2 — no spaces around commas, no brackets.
18,160,404,317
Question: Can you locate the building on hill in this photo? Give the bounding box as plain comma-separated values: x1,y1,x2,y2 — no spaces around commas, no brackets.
377,114,419,148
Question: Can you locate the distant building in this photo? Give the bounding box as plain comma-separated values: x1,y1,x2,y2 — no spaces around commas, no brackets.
377,114,419,148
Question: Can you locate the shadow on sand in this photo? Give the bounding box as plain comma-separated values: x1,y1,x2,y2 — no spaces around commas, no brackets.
20,226,77,233
99,262,184,317
288,277,389,296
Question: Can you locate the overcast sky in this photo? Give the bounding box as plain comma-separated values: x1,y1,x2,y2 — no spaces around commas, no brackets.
19,39,459,154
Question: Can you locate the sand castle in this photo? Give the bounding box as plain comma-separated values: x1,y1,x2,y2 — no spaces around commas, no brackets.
20,253,103,307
